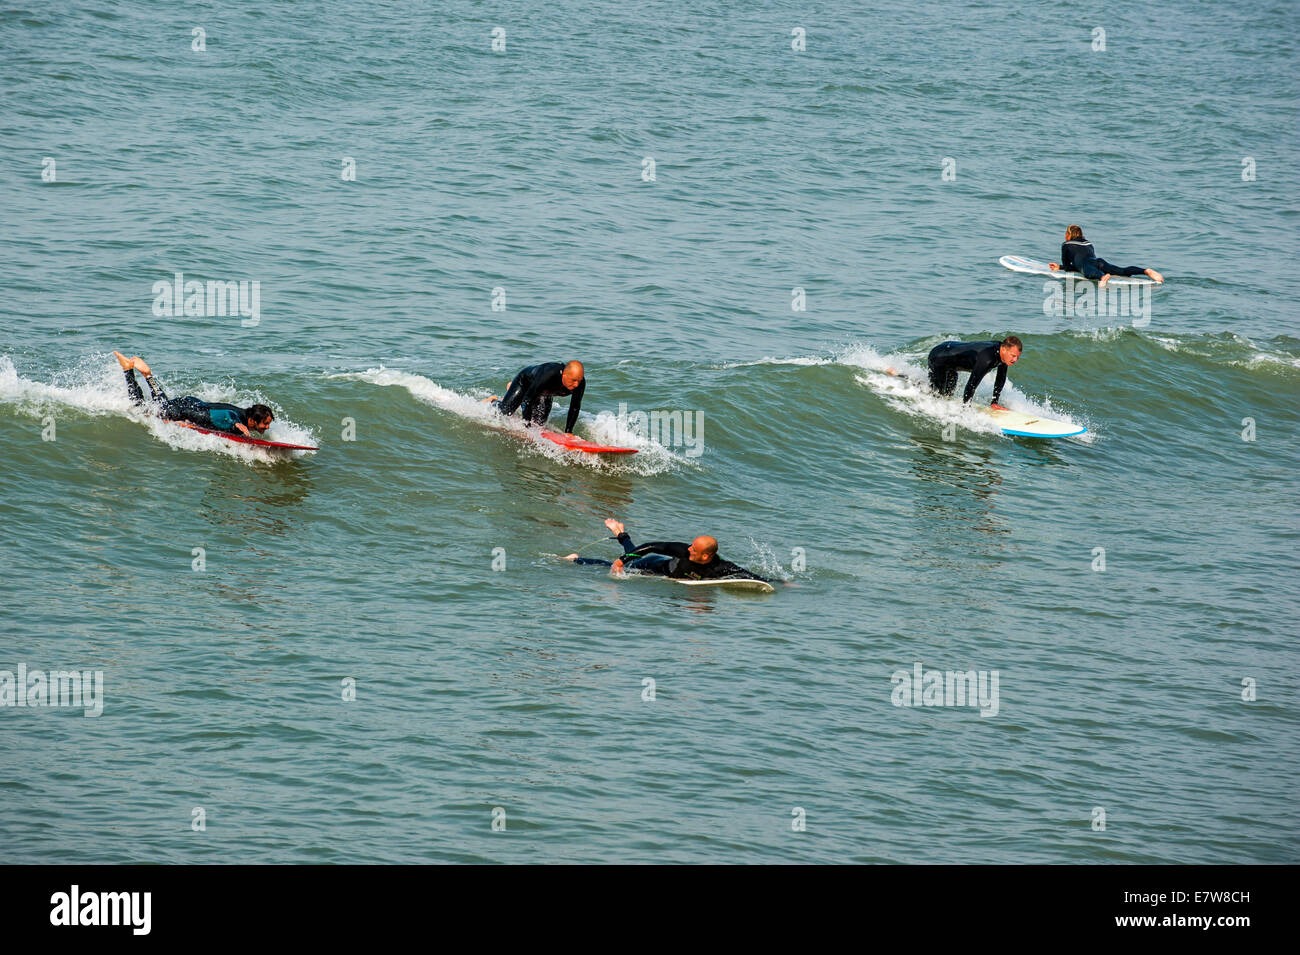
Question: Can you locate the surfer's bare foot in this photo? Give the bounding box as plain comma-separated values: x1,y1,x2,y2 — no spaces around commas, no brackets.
133,358,152,376
604,518,625,536
1145,269,1164,283
562,553,578,561
1098,275,1111,287
112,351,133,370
611,558,625,574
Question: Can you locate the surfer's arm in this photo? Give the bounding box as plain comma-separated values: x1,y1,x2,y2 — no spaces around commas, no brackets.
626,541,690,560
563,379,585,433
962,364,988,403
990,364,1007,405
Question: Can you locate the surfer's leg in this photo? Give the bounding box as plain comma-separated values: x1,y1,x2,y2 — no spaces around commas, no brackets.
122,369,147,406
522,396,552,427
626,554,673,575
1095,258,1147,278
1080,258,1106,280
571,557,614,566
160,396,211,427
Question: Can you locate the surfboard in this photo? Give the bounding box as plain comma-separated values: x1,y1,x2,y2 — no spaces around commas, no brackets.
672,577,776,594
174,420,318,451
985,407,1086,439
1000,254,1156,286
479,397,637,454
540,430,637,454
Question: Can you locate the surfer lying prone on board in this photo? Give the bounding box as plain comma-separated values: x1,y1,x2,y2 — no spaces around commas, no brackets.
115,352,274,437
563,519,770,582
1048,225,1163,285
489,360,585,433
924,336,1022,410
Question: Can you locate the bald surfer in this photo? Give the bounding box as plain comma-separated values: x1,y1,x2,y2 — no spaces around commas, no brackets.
115,352,274,437
563,519,769,582
492,360,585,433
925,336,1022,409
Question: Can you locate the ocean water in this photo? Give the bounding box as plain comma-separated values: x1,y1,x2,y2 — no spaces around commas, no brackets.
2,0,1298,863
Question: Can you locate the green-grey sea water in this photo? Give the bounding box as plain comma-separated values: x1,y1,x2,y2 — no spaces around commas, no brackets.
2,0,1298,863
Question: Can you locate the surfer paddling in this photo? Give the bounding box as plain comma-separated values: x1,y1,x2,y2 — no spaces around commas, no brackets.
1048,225,1163,286
115,352,274,436
486,360,586,433
924,337,1022,409
563,518,770,582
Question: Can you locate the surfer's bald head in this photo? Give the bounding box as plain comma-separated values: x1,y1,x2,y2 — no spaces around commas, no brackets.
562,360,585,390
688,535,718,564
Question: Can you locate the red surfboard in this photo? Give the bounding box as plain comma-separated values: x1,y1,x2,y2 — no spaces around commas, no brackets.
540,430,637,454
174,420,318,451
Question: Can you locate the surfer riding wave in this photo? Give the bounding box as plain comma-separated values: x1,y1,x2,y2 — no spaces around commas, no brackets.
115,352,273,436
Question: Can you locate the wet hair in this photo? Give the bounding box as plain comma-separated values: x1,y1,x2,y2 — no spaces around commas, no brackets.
1002,336,1023,351
1065,224,1084,241
246,403,274,426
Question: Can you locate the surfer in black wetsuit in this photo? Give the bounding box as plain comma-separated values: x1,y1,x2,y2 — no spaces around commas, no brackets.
1049,224,1163,285
926,336,1022,409
115,352,274,436
493,360,585,433
563,519,769,582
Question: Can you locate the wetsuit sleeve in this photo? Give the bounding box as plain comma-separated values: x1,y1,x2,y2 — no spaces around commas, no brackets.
962,355,992,403
123,369,146,405
625,540,690,560
991,363,1007,405
564,378,585,434
496,375,530,416
715,559,768,582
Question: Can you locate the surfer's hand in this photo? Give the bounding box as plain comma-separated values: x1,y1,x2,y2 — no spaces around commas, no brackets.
235,423,251,436
604,519,625,536
1048,262,1060,271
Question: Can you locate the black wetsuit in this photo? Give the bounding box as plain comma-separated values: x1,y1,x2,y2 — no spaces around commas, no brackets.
926,340,1009,404
496,362,584,433
123,369,251,433
574,532,768,582
1060,239,1147,280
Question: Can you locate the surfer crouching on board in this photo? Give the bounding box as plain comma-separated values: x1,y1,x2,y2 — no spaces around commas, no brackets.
1048,225,1163,285
926,337,1022,410
564,519,770,582
491,360,585,433
115,352,273,437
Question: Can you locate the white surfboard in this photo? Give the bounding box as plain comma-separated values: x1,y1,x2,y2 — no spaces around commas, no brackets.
986,407,1086,438
672,577,776,594
1000,254,1155,286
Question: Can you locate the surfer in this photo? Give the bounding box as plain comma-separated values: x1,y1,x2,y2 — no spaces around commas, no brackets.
926,337,1022,410
493,360,585,433
114,352,274,436
1048,225,1164,285
563,519,769,582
